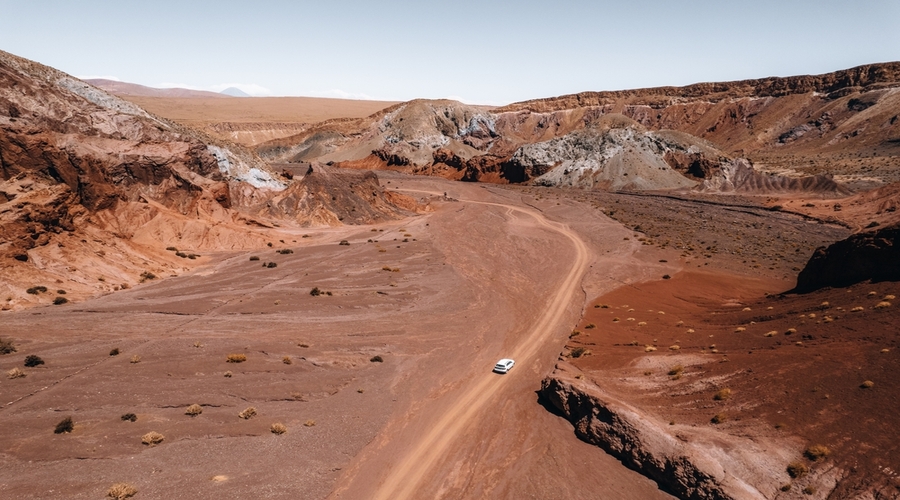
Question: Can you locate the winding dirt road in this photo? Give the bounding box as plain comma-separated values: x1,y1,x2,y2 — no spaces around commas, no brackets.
369,195,588,499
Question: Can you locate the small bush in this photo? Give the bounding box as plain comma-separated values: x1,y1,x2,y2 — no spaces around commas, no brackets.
787,462,808,478
802,486,815,495
668,345,680,351
224,371,233,378
266,262,277,268
176,252,187,258
860,380,875,388
304,419,316,427
249,256,260,261
0,338,16,355
24,354,44,367
54,416,74,434
121,413,137,422
185,404,203,416
53,296,68,305
166,246,178,251
885,294,896,300
714,388,732,401
780,483,792,492
804,445,830,461
7,367,25,379
339,240,350,246
570,347,587,358
139,271,156,282
764,331,777,337
110,348,120,356
271,423,287,434
644,346,657,352
370,355,384,363
26,286,48,295
130,355,141,364
57,289,66,294
283,356,292,365
107,482,138,499
585,323,596,329
141,431,164,445
226,353,247,363
875,301,891,309
310,287,322,296
277,249,294,254
239,407,257,420
711,413,727,424
668,365,684,376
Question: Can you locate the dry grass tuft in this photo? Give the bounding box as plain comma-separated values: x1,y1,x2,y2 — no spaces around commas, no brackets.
107,483,138,499
54,416,74,434
868,291,878,297
668,345,680,351
130,355,141,364
802,486,816,495
141,431,164,445
304,419,316,427
785,328,797,335
239,407,257,420
885,294,896,300
282,356,292,365
668,365,684,376
686,328,695,334
271,423,287,434
637,321,647,326
185,404,203,416
224,371,233,378
0,337,16,355
734,327,746,333
860,380,875,389
881,348,891,353
851,306,864,312
7,367,25,379
644,346,657,352
585,323,596,329
742,307,751,312
570,347,587,358
787,462,808,478
714,388,732,401
875,301,891,309
804,445,831,461
765,331,777,337
226,353,247,363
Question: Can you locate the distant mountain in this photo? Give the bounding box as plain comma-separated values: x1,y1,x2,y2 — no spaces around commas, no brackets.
84,79,230,98
220,87,251,97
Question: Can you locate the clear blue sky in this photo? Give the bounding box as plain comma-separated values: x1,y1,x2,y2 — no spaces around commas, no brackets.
2,1,898,104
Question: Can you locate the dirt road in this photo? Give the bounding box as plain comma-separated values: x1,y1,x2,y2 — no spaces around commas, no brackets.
370,197,589,499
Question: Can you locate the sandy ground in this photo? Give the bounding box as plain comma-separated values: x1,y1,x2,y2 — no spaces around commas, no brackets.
0,175,675,499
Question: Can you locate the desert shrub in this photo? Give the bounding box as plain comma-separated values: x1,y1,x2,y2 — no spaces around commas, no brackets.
121,413,137,422
130,355,141,364
7,367,25,379
662,274,671,279
785,328,797,335
166,246,178,251
787,462,808,478
585,323,596,329
107,482,138,499
868,291,877,297
226,353,247,363
310,287,322,296
282,356,292,365
339,240,350,246
271,423,287,434
52,296,68,305
710,413,727,424
391,268,400,272
24,354,44,367
382,266,392,271
54,416,74,434
875,301,891,309
802,486,816,495
109,348,120,356
326,291,333,296
734,327,745,333
249,255,260,261
224,371,233,378
370,355,384,363
668,365,684,376
804,445,830,461
277,249,294,254
141,431,164,445
644,346,657,352
569,330,581,338
0,337,16,355
26,286,48,295
851,306,864,312
185,404,203,416
266,262,277,268
570,347,586,358
860,380,875,388
765,331,777,337
780,483,792,492
885,294,896,300
239,407,257,419
304,419,316,427
176,252,187,258
714,388,732,401
139,271,156,282
668,345,680,350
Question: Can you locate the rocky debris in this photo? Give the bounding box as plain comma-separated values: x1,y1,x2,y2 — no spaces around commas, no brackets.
793,222,900,292
696,158,852,196
540,362,839,500
508,124,707,191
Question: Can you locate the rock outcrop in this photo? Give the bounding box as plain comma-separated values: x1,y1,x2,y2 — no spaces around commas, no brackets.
540,362,838,500
793,222,900,292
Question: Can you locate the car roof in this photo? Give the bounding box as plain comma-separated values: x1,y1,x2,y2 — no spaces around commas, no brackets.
496,358,514,364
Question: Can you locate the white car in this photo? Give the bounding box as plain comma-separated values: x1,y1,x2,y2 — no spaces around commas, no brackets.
493,358,515,374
